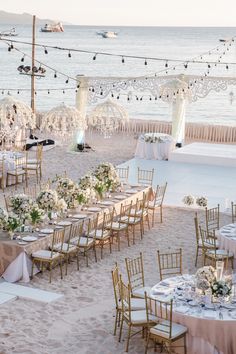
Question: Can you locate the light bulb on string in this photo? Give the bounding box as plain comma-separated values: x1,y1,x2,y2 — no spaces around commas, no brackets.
44,47,48,54
48,90,50,94
63,90,65,94
10,42,13,49
165,61,168,68
21,55,25,62
144,59,147,65
65,78,69,84
68,51,71,58
226,64,229,69
122,57,125,64
17,90,19,94
184,62,188,69
93,54,97,60
117,95,120,99
34,91,37,95
54,72,57,78
155,96,157,100
8,46,11,52
1,91,4,94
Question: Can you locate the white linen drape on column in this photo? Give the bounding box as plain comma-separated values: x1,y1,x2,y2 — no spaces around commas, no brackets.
171,97,186,144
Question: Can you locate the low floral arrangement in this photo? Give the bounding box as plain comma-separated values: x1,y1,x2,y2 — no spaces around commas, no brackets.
144,133,171,143
54,176,78,208
5,213,22,233
36,189,61,215
93,162,120,191
75,187,90,205
9,194,33,220
182,195,195,206
94,179,106,199
78,174,97,200
29,203,45,225
195,266,216,292
211,279,232,298
196,196,208,207
0,207,8,227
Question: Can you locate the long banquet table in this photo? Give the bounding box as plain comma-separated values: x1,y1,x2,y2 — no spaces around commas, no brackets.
152,275,236,354
0,185,153,283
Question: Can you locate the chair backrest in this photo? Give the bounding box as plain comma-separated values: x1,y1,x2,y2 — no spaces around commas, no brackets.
157,249,182,280
116,166,129,184
125,252,145,293
232,202,236,223
145,293,173,339
14,154,26,174
111,262,120,308
120,276,132,322
120,201,132,225
69,220,84,241
24,184,40,199
82,216,98,244
0,158,4,183
103,209,114,230
3,193,11,212
51,228,65,255
199,225,217,250
36,144,43,161
137,167,154,186
205,204,220,232
153,183,167,206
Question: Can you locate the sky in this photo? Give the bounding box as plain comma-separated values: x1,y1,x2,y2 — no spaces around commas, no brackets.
1,0,236,26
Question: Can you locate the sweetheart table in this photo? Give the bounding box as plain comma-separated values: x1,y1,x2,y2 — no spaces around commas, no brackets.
0,185,153,283
135,133,175,160
151,275,236,354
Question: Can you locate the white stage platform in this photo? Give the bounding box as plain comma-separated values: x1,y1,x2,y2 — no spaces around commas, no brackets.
119,157,236,209
169,143,236,167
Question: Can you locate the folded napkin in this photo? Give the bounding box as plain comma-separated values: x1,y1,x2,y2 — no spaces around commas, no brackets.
152,287,172,295
175,306,189,314
159,279,178,287
203,310,217,319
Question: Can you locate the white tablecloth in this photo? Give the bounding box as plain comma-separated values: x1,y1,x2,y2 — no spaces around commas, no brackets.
0,151,23,186
217,223,236,266
135,133,175,160
152,275,236,354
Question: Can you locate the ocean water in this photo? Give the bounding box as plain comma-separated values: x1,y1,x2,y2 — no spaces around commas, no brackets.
0,24,236,126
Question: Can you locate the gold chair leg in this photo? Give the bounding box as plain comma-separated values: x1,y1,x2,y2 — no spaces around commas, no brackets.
59,257,63,279
77,250,80,271
31,260,34,278
94,245,97,262
118,316,124,343
145,331,150,354
49,261,52,283
126,324,132,352
114,309,119,336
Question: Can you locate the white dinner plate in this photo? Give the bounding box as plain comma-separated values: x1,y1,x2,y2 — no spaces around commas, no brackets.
100,201,114,206
57,221,72,227
71,214,87,219
130,184,141,188
22,236,38,242
87,207,102,212
37,233,47,237
114,195,127,200
125,189,138,194
40,228,54,234
18,241,28,245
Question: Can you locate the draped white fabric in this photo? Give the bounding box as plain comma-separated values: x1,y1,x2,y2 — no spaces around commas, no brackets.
172,97,186,144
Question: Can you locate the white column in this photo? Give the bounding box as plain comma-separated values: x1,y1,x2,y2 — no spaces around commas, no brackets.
171,96,186,145
75,75,89,145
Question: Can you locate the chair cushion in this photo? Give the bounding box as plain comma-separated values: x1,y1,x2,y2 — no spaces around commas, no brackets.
130,298,146,310
27,159,37,164
89,229,110,239
120,216,141,224
150,320,187,340
199,239,219,248
132,286,152,299
206,249,234,258
32,250,60,259
24,164,38,170
77,237,94,247
124,310,158,324
110,222,127,231
130,209,142,216
53,242,77,253
8,169,25,176
148,201,161,208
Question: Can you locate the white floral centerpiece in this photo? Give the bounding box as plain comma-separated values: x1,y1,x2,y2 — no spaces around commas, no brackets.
5,212,22,239
182,195,195,206
29,203,45,226
9,194,33,221
56,198,68,215
54,176,78,208
78,174,97,200
94,179,107,200
144,133,171,143
0,207,8,228
211,279,232,298
74,187,90,205
195,266,216,293
36,189,60,219
93,162,120,192
196,196,208,207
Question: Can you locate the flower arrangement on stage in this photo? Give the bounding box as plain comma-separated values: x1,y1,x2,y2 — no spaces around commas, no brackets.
182,195,195,206
144,133,171,143
93,162,120,191
211,279,232,298
196,196,208,207
195,266,216,292
9,194,33,219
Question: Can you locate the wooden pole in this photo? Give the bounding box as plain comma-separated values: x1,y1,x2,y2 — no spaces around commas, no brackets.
31,15,36,113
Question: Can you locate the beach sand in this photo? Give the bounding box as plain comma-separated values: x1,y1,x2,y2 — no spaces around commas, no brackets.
0,132,231,354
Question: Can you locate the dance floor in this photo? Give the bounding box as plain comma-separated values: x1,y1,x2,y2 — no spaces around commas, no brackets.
169,142,236,167
119,156,236,209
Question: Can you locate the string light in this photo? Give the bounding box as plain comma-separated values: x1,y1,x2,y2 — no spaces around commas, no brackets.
21,55,25,62
93,54,97,60
54,72,57,78
44,47,48,54
144,59,147,65
68,51,71,58
122,57,125,64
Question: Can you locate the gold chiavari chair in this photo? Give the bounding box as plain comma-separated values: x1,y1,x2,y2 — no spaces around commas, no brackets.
106,204,131,251
144,293,187,354
116,166,129,184
120,198,144,243
137,167,154,186
6,154,27,189
90,210,113,259
148,183,167,225
157,249,182,281
31,228,65,283
26,144,43,179
125,252,151,299
72,218,97,266
232,202,236,223
199,226,234,269
0,158,4,191
119,276,156,352
205,204,220,233
23,151,41,184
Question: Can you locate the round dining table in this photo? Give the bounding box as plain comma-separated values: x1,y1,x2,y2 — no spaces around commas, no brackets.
135,133,175,160
151,275,236,354
217,223,236,258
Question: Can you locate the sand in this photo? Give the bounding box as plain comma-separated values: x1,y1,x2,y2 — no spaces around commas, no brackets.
0,132,232,354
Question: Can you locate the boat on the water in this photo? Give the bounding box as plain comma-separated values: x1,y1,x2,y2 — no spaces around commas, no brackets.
40,22,64,32
0,27,18,37
97,31,117,38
